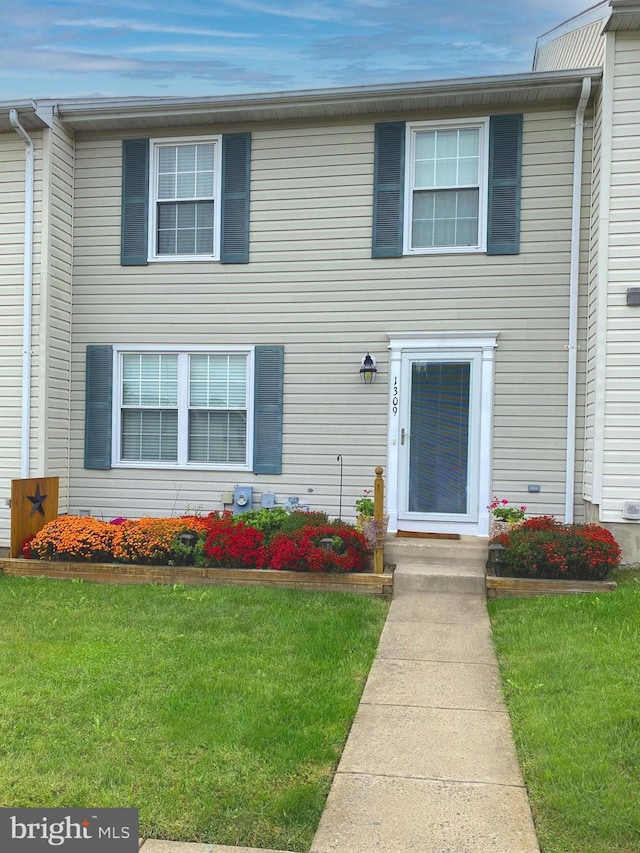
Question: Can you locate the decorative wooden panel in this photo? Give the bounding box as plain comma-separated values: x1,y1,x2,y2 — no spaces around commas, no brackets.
10,477,59,558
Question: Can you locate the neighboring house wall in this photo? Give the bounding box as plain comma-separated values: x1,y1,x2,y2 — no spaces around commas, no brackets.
68,103,589,523
534,21,605,71
0,130,43,549
601,31,640,526
583,27,640,562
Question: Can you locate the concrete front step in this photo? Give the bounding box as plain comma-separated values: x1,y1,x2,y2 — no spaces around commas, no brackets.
393,561,486,595
385,535,488,568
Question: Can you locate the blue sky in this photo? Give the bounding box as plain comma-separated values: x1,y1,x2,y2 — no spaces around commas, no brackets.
3,0,597,100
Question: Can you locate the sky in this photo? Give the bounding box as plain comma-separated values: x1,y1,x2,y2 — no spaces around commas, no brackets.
2,0,599,101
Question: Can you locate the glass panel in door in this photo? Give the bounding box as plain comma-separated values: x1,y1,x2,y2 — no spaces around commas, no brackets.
408,360,471,515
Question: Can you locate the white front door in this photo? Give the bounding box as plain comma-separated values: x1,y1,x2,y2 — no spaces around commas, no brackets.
387,335,497,536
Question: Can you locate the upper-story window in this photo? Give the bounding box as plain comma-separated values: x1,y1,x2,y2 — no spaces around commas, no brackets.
405,119,489,254
149,137,222,261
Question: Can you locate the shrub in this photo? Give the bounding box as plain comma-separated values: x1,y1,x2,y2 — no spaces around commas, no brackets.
197,515,264,569
520,515,559,532
30,516,117,562
276,510,331,535
112,516,208,565
258,524,369,573
495,521,621,581
236,506,290,538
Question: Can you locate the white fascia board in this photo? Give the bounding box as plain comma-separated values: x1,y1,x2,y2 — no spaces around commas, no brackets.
51,68,603,129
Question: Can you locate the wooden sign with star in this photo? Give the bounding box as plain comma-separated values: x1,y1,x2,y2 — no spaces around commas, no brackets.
10,477,59,558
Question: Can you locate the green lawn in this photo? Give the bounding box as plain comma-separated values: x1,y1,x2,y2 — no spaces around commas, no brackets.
0,576,389,851
488,570,640,853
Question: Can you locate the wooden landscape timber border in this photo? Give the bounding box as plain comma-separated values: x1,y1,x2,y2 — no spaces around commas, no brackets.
0,558,393,597
486,569,617,598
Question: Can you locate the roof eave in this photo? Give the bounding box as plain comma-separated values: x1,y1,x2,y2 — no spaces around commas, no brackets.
0,101,52,134
50,68,603,132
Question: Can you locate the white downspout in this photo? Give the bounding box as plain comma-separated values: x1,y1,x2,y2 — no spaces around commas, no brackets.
9,109,35,479
565,76,592,522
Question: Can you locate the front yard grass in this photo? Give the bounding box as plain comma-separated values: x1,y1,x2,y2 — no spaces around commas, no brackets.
488,569,640,853
0,576,389,851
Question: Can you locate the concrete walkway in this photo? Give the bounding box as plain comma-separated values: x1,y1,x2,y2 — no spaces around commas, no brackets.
309,589,540,853
141,539,540,853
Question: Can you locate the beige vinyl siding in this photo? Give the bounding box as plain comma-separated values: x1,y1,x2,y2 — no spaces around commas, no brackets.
534,22,605,72
40,117,74,511
599,31,640,520
0,130,43,548
69,106,586,523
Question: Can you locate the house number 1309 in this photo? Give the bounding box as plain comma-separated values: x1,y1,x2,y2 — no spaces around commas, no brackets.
392,377,399,415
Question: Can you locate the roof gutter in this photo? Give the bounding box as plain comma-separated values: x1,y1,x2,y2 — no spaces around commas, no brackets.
565,76,592,522
9,108,35,479
52,67,602,129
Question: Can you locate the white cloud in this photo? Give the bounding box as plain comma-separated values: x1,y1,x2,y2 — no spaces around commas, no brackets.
56,17,258,39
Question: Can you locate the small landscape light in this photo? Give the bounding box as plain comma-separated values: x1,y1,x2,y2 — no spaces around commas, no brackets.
179,532,197,548
487,542,505,575
320,538,334,552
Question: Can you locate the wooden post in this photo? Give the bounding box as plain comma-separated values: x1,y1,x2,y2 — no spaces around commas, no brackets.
373,466,384,574
10,477,59,557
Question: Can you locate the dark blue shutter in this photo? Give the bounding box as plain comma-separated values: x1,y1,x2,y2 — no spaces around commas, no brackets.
85,346,113,470
221,133,251,263
487,114,522,255
121,139,149,265
372,122,405,258
253,345,284,474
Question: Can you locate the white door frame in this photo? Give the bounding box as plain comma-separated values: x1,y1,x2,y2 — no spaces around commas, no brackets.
386,332,498,537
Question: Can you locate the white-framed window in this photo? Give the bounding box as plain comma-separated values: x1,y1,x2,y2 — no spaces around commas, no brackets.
114,346,253,470
149,136,222,261
404,118,489,254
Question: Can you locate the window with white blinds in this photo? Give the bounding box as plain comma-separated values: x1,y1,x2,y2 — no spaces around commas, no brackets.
117,350,250,468
189,354,247,464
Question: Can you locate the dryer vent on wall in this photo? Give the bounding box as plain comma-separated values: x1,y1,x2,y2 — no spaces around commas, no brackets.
233,485,253,515
622,501,640,520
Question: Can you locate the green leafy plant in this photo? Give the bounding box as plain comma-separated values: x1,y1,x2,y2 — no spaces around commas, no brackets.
355,489,374,517
488,496,527,523
235,506,290,537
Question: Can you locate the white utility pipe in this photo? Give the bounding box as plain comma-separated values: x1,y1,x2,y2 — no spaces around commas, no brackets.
565,77,592,522
9,109,35,479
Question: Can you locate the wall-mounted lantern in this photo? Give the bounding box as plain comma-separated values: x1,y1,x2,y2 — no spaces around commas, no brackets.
359,353,378,384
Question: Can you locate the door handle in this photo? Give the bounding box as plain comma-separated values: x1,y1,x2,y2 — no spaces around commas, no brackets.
401,428,406,446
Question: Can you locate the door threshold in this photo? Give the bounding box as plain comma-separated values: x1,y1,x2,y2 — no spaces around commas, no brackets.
395,530,460,540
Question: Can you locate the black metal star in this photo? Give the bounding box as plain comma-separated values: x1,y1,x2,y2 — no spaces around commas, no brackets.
27,483,48,517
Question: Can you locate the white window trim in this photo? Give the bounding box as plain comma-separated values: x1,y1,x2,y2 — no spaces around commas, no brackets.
403,117,490,256
112,344,255,471
148,135,222,263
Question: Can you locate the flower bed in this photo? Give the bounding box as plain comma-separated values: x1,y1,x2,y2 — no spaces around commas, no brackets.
24,509,373,574
0,558,392,596
491,516,621,581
